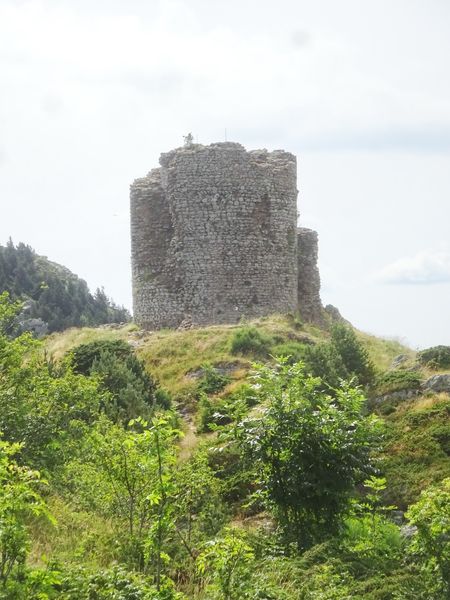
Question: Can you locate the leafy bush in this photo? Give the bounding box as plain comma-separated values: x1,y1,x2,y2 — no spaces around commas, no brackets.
301,343,349,390
56,565,183,599
230,326,273,357
65,416,179,577
172,450,226,557
0,438,51,591
272,325,375,391
198,395,227,432
197,364,230,395
70,340,158,420
330,324,375,386
372,370,423,396
197,385,256,433
154,388,172,410
237,360,382,548
271,341,307,365
382,397,450,508
0,300,104,470
406,477,450,596
418,345,450,370
197,528,254,600
70,339,133,375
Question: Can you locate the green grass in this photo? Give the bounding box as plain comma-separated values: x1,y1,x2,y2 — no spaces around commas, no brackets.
29,495,118,569
356,331,415,372
45,323,138,360
381,392,450,508
45,316,414,401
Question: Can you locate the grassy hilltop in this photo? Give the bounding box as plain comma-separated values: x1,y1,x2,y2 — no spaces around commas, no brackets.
45,314,409,396
44,315,449,510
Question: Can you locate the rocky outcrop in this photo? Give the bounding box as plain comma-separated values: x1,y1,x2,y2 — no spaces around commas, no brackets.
422,374,450,393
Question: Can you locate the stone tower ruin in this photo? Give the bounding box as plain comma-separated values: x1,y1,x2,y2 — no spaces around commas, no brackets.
130,142,322,329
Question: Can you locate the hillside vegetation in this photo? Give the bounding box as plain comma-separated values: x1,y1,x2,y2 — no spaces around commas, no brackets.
1,296,449,599
0,240,130,333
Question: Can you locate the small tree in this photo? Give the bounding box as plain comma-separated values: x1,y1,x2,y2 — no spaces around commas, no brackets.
70,339,158,421
173,450,226,559
237,359,381,548
330,324,375,386
301,342,349,390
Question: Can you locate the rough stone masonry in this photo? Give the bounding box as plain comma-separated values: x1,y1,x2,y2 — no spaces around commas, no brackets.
130,142,322,329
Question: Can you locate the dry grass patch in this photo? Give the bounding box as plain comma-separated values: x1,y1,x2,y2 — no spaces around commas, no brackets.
356,331,414,371
46,323,137,360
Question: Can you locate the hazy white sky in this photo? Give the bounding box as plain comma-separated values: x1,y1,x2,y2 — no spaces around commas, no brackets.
1,0,450,348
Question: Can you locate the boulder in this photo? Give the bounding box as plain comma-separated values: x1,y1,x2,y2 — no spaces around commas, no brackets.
390,354,409,369
422,374,450,393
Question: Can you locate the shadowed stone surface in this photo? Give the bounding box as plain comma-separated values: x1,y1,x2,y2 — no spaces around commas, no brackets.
130,142,322,329
297,228,323,324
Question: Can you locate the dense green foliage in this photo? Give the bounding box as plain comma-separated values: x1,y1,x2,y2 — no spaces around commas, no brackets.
0,294,449,598
236,360,381,547
0,240,130,333
418,345,450,369
230,326,273,357
382,396,450,509
372,369,423,396
70,339,162,420
0,438,50,589
406,478,450,596
196,364,231,396
272,323,375,391
330,323,375,386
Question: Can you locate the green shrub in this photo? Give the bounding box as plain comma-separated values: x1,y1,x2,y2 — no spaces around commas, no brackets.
237,360,382,548
406,478,450,597
70,340,158,421
418,345,450,370
70,339,140,376
154,388,172,410
0,438,51,591
198,394,228,432
372,370,423,396
197,386,255,433
272,326,376,391
382,397,450,508
271,341,308,364
302,343,349,390
230,326,273,357
197,363,230,395
197,528,254,600
56,564,183,599
330,324,375,386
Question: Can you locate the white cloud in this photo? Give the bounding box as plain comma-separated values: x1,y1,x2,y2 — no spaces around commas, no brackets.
375,249,450,285
1,0,450,152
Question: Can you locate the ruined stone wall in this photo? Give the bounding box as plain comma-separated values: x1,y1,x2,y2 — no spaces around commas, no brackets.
131,142,300,329
297,228,323,323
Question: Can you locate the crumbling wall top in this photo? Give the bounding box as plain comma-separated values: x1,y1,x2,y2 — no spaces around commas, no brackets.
158,142,296,170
